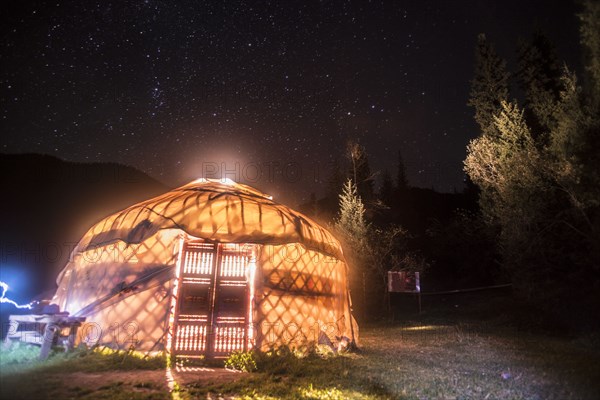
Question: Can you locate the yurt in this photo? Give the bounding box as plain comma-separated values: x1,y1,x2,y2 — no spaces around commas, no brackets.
52,178,357,358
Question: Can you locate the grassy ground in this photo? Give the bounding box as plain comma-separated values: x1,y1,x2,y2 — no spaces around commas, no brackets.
0,346,168,399
1,294,599,399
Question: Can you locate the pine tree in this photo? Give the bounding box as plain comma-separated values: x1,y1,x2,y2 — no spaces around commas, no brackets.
467,33,510,135
326,157,345,199
465,100,547,301
579,0,600,110
517,31,564,137
379,169,394,206
465,100,542,226
576,1,600,210
336,179,369,242
346,140,375,203
335,179,370,319
396,150,408,192
547,67,599,242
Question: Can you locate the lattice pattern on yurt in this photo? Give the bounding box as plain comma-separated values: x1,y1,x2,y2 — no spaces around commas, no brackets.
255,244,348,350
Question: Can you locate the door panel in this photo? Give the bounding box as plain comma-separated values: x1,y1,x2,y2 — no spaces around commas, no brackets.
212,245,250,355
173,241,214,356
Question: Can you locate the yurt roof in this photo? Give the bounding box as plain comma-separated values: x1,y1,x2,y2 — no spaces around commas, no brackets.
72,178,344,260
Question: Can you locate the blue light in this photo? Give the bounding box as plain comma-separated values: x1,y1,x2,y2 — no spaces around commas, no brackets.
0,281,33,309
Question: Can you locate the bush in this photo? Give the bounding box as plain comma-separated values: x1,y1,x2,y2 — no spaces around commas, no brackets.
0,342,41,366
224,350,258,372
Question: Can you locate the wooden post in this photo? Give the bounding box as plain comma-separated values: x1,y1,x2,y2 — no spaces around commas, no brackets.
39,323,57,360
66,323,81,351
362,272,367,321
386,288,394,321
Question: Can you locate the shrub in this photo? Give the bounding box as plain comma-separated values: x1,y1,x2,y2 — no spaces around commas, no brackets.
224,350,258,372
0,342,41,366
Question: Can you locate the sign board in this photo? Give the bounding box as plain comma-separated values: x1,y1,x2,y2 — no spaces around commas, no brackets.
387,271,420,293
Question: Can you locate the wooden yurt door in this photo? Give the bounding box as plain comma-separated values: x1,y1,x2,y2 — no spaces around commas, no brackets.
172,240,254,358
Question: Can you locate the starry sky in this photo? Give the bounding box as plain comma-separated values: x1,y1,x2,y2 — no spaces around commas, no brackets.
1,0,582,205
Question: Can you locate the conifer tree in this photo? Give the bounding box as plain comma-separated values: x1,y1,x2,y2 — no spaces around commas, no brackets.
517,31,564,137
326,157,345,200
379,169,394,206
396,150,408,193
335,179,370,318
579,0,600,110
336,179,369,242
465,100,542,228
467,33,510,135
346,140,375,203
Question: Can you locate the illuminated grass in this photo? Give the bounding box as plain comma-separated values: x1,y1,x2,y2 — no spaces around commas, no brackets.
183,350,386,399
0,344,165,374
0,342,40,366
64,346,167,372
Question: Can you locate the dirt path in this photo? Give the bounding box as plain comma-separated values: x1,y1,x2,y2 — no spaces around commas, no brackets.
46,367,248,399
62,366,245,387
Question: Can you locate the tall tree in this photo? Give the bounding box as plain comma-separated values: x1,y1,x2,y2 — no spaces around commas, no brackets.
379,169,394,207
517,30,564,137
396,150,408,192
346,140,375,203
467,33,510,135
547,69,599,247
465,100,542,230
575,0,600,218
335,179,370,319
579,0,600,110
326,157,345,200
336,179,369,242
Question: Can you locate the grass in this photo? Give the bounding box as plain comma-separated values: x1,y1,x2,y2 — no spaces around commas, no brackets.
0,344,166,374
1,293,599,399
180,323,600,400
0,345,168,400
184,349,388,399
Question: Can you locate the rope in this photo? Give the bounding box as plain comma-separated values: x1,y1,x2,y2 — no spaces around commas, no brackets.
419,283,512,296
74,265,173,317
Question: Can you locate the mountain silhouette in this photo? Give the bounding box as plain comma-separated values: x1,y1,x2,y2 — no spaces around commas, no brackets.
0,153,169,303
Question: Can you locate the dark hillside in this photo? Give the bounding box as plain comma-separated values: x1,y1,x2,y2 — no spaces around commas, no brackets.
0,154,169,302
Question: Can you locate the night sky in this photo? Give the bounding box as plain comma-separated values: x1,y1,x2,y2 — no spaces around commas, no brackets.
1,1,582,205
